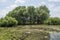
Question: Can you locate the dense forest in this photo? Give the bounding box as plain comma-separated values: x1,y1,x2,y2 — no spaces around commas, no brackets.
0,5,60,27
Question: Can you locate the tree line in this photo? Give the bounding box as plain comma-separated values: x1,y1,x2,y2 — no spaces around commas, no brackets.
0,5,60,27
7,5,49,24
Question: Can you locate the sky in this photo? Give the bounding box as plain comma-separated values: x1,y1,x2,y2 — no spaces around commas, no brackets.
0,0,60,18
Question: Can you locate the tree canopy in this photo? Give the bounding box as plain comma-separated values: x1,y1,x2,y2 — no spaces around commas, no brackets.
1,5,60,27
7,5,50,25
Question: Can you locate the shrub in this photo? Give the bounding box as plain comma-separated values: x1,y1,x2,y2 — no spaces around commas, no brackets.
0,17,18,27
44,17,60,25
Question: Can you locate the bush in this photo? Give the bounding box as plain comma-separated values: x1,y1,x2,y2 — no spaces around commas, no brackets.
0,17,18,27
44,17,60,25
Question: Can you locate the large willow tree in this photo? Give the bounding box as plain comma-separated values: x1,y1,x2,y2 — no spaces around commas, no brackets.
7,5,50,24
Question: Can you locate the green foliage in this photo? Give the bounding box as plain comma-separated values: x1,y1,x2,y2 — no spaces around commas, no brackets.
0,17,18,27
7,5,50,24
27,6,36,24
7,6,26,24
44,17,60,25
36,5,50,24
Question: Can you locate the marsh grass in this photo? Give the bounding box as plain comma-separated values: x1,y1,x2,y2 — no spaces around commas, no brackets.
0,25,60,40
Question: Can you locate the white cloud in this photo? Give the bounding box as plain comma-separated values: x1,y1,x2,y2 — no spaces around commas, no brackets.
0,4,18,18
0,10,7,18
48,0,60,2
53,7,60,13
0,0,8,3
7,4,18,9
50,6,60,17
15,0,25,4
40,2,46,5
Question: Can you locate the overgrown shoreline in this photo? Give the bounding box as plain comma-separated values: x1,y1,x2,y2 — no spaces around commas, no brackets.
0,25,60,40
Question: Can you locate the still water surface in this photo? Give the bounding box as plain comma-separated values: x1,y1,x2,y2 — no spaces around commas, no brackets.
50,32,60,40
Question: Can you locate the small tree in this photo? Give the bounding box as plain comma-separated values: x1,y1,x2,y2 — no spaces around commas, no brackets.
44,17,60,25
0,17,18,27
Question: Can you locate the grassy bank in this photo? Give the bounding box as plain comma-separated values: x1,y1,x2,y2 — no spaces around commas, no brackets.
0,25,60,40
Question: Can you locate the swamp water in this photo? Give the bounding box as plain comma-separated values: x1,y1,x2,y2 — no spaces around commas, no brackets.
50,32,60,40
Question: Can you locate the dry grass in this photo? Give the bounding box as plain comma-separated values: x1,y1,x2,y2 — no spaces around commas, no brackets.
0,25,60,40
